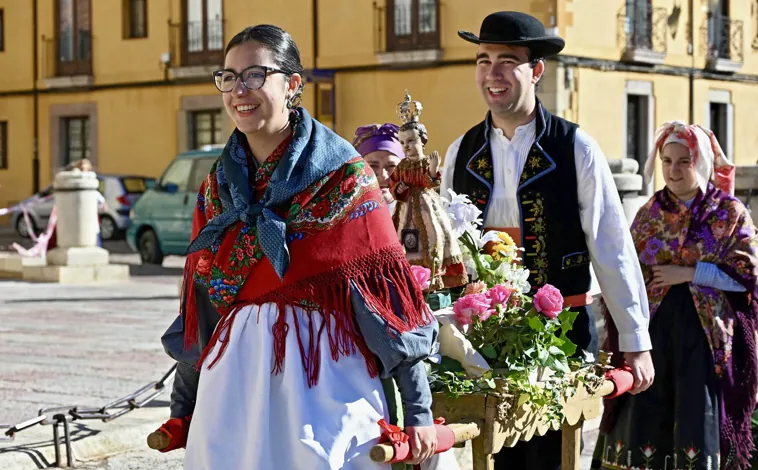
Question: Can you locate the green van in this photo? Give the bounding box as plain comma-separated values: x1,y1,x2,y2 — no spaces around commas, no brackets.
127,146,222,264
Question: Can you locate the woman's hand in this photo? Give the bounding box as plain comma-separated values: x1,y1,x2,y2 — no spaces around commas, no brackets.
651,265,695,288
396,182,408,193
405,425,437,464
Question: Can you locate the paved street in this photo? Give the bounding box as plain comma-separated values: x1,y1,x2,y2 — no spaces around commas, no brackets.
0,231,601,469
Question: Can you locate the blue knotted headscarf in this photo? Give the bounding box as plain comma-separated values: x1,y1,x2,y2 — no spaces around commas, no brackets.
185,107,358,279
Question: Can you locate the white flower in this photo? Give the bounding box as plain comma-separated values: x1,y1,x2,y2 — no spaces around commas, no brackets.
442,189,483,238
495,262,531,293
462,251,479,280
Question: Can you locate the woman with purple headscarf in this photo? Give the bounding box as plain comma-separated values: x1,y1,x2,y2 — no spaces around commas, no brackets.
353,123,406,213
593,121,757,470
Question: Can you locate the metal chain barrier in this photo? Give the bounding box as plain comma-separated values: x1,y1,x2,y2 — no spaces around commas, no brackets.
0,364,177,468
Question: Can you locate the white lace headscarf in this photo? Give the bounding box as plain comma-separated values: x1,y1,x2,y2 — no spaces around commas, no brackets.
643,120,736,196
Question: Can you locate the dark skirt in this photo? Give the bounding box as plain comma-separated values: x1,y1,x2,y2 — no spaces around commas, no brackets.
593,284,721,470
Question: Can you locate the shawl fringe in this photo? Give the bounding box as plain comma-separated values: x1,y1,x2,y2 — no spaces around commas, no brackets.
190,245,430,387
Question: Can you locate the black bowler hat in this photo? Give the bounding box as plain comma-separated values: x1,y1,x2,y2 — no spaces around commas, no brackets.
458,11,565,58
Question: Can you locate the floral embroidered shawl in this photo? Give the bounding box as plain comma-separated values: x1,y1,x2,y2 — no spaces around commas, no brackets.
180,108,430,387
603,183,758,468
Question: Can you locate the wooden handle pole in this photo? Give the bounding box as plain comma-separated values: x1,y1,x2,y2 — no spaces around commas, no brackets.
369,422,481,463
146,430,171,451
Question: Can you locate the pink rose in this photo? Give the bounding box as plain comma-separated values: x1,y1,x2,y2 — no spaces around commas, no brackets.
453,293,493,325
463,281,487,296
486,284,512,308
533,284,564,319
410,265,431,290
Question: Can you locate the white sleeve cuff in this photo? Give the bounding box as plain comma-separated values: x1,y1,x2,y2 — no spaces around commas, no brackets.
617,330,652,353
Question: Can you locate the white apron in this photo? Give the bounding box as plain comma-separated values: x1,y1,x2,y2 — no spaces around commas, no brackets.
184,302,460,470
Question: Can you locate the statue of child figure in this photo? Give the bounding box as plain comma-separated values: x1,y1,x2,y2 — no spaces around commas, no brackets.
390,91,467,291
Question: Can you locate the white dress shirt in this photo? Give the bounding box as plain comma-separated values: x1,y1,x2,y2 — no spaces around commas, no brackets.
441,121,652,352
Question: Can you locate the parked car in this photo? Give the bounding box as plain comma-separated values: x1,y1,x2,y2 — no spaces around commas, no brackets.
11,174,156,240
127,146,220,265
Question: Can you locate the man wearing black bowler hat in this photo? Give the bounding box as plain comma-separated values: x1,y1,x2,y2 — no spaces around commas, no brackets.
440,11,656,470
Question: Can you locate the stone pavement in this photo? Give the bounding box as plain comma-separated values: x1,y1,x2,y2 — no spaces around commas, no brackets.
0,239,604,469
0,246,185,469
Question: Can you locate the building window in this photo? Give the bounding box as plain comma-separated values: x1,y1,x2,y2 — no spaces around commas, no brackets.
0,9,5,52
61,116,91,166
0,122,7,169
189,109,222,149
182,0,223,66
624,0,652,49
386,0,439,52
57,0,92,75
710,102,728,152
626,93,652,194
124,0,148,39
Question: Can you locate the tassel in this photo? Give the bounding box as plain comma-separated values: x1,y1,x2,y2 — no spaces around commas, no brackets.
195,305,241,371
271,301,289,375
181,256,198,350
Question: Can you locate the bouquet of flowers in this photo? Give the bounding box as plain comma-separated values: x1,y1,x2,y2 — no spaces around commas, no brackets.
421,190,595,423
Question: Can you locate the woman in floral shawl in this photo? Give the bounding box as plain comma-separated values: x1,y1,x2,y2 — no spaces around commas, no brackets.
593,121,757,470
155,25,447,470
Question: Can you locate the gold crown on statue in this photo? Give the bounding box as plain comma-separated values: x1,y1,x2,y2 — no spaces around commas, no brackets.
396,90,423,124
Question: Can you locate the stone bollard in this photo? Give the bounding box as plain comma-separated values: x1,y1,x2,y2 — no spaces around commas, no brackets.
608,158,646,226
22,170,130,283
52,170,101,250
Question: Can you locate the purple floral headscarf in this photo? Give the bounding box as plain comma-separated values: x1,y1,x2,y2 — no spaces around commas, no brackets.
351,123,405,159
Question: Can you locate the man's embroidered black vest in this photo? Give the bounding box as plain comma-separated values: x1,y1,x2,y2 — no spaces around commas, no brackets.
453,103,591,297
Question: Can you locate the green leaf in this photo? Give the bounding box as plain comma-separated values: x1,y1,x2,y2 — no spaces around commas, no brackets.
481,344,498,359
558,309,579,334
485,378,496,389
527,316,544,332
556,309,580,356
517,394,529,407
538,346,549,362
548,346,566,357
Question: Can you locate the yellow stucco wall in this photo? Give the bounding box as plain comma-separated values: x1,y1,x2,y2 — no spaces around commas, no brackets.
0,96,35,208
0,0,34,91
334,65,485,154
317,0,552,68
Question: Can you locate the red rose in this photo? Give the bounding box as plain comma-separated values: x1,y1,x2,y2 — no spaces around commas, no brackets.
340,175,357,194
533,284,564,319
245,244,255,257
236,248,244,260
311,199,331,219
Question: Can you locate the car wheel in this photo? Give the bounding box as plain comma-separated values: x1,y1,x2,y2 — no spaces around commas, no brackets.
99,215,117,241
15,216,36,239
138,229,164,265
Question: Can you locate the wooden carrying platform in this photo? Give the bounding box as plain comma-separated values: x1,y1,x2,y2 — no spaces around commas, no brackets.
427,379,614,470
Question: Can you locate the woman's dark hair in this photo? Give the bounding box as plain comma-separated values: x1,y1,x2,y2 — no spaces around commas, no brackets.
225,25,305,107
400,121,428,145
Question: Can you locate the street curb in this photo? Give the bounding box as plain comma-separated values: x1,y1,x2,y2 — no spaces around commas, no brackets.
0,407,170,469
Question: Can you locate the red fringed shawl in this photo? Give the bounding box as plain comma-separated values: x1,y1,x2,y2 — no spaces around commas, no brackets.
180,136,431,387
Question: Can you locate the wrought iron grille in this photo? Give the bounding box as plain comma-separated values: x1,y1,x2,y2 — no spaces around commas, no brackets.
700,14,744,62
616,3,668,53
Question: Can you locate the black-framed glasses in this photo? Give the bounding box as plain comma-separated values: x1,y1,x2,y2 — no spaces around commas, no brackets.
212,65,288,93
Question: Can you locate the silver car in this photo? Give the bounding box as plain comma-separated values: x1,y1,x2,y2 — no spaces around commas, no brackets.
11,174,155,240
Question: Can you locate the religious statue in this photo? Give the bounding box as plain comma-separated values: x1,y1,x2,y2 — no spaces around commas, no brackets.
390,91,468,291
